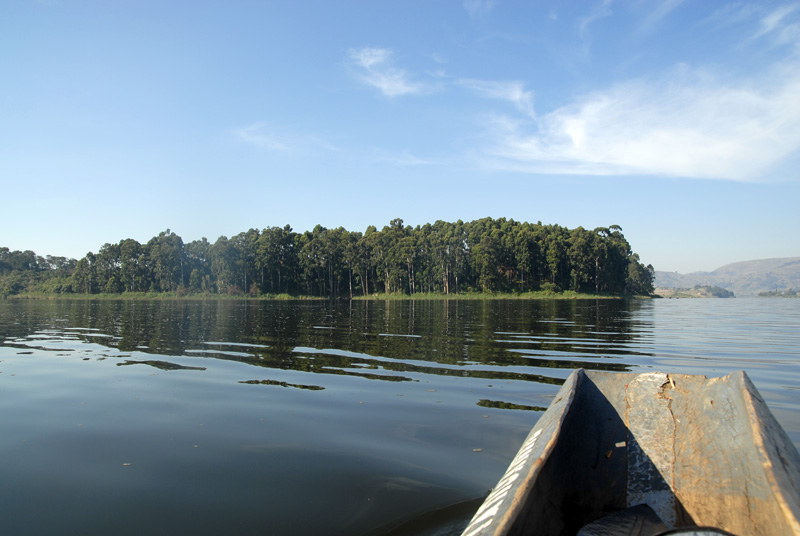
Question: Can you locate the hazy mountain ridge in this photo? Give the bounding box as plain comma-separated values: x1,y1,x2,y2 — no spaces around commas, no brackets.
655,257,800,296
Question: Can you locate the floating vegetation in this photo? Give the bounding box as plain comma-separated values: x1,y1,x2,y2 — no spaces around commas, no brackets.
477,399,547,411
239,379,325,391
117,360,206,371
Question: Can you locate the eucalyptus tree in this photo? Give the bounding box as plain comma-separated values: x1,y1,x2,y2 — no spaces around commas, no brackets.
256,225,296,294
593,225,631,294
277,225,300,294
299,225,344,297
4,249,38,272
432,219,469,294
427,220,451,294
95,242,122,293
413,223,437,293
625,253,655,295
512,223,539,291
340,228,361,299
451,219,470,293
115,239,143,292
377,218,412,294
316,226,346,298
72,252,98,294
231,229,260,295
363,224,390,293
497,219,518,289
544,225,569,290
185,237,212,292
0,247,9,274
473,236,500,292
567,227,595,293
398,233,418,294
304,225,347,298
19,217,655,298
209,236,238,294
146,229,186,292
44,255,77,276
355,228,377,296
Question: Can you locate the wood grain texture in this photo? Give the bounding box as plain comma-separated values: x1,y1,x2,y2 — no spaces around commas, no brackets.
461,369,800,536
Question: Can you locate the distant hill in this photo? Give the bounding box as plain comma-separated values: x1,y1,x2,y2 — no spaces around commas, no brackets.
655,257,800,297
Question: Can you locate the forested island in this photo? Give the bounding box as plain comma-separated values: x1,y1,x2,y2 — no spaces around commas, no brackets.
1,217,654,299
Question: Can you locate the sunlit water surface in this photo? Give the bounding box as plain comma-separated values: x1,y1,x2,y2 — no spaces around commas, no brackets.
1,298,798,535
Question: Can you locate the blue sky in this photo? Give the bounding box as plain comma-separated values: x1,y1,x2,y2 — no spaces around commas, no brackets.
2,0,799,273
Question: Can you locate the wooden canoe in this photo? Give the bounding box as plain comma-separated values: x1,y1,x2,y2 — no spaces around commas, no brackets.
461,369,800,536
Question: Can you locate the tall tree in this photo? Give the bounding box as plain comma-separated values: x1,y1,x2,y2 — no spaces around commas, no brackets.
72,252,98,294
146,230,186,292
185,237,212,292
96,242,122,293
16,217,654,298
232,229,260,295
209,236,237,294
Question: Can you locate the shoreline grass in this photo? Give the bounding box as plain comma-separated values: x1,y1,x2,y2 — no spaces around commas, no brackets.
10,291,317,301
10,290,648,301
351,291,635,300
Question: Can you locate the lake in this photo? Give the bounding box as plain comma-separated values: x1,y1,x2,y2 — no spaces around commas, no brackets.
1,298,799,535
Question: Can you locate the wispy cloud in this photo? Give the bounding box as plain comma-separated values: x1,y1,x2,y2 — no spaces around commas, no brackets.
753,4,800,47
372,149,436,167
578,0,613,40
234,122,293,151
345,6,800,182
348,47,429,97
234,122,339,153
637,0,686,34
480,63,800,181
463,0,495,19
458,79,536,118
709,2,800,50
234,121,433,169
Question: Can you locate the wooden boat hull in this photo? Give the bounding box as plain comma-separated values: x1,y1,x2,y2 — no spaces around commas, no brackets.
462,369,800,536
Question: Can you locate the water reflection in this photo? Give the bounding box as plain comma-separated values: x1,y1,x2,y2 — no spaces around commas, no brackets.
2,298,799,536
238,378,326,390
2,299,649,391
117,359,206,371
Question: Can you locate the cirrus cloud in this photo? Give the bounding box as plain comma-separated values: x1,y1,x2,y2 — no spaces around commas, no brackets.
481,62,800,181
348,47,431,97
457,78,536,118
233,122,340,154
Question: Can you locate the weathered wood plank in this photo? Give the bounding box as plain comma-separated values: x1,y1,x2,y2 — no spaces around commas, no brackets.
461,369,800,536
668,372,800,535
625,372,677,528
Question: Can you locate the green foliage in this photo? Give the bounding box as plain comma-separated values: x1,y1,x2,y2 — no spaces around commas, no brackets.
0,273,24,298
696,285,735,298
758,289,798,297
1,218,655,299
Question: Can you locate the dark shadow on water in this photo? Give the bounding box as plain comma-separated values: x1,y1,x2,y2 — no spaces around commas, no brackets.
369,497,486,536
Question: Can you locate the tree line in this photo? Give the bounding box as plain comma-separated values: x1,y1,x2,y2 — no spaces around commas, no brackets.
1,217,655,298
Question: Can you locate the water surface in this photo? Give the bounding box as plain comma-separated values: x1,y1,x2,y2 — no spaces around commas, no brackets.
1,298,798,535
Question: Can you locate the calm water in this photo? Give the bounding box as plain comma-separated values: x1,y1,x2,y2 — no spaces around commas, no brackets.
1,298,798,535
